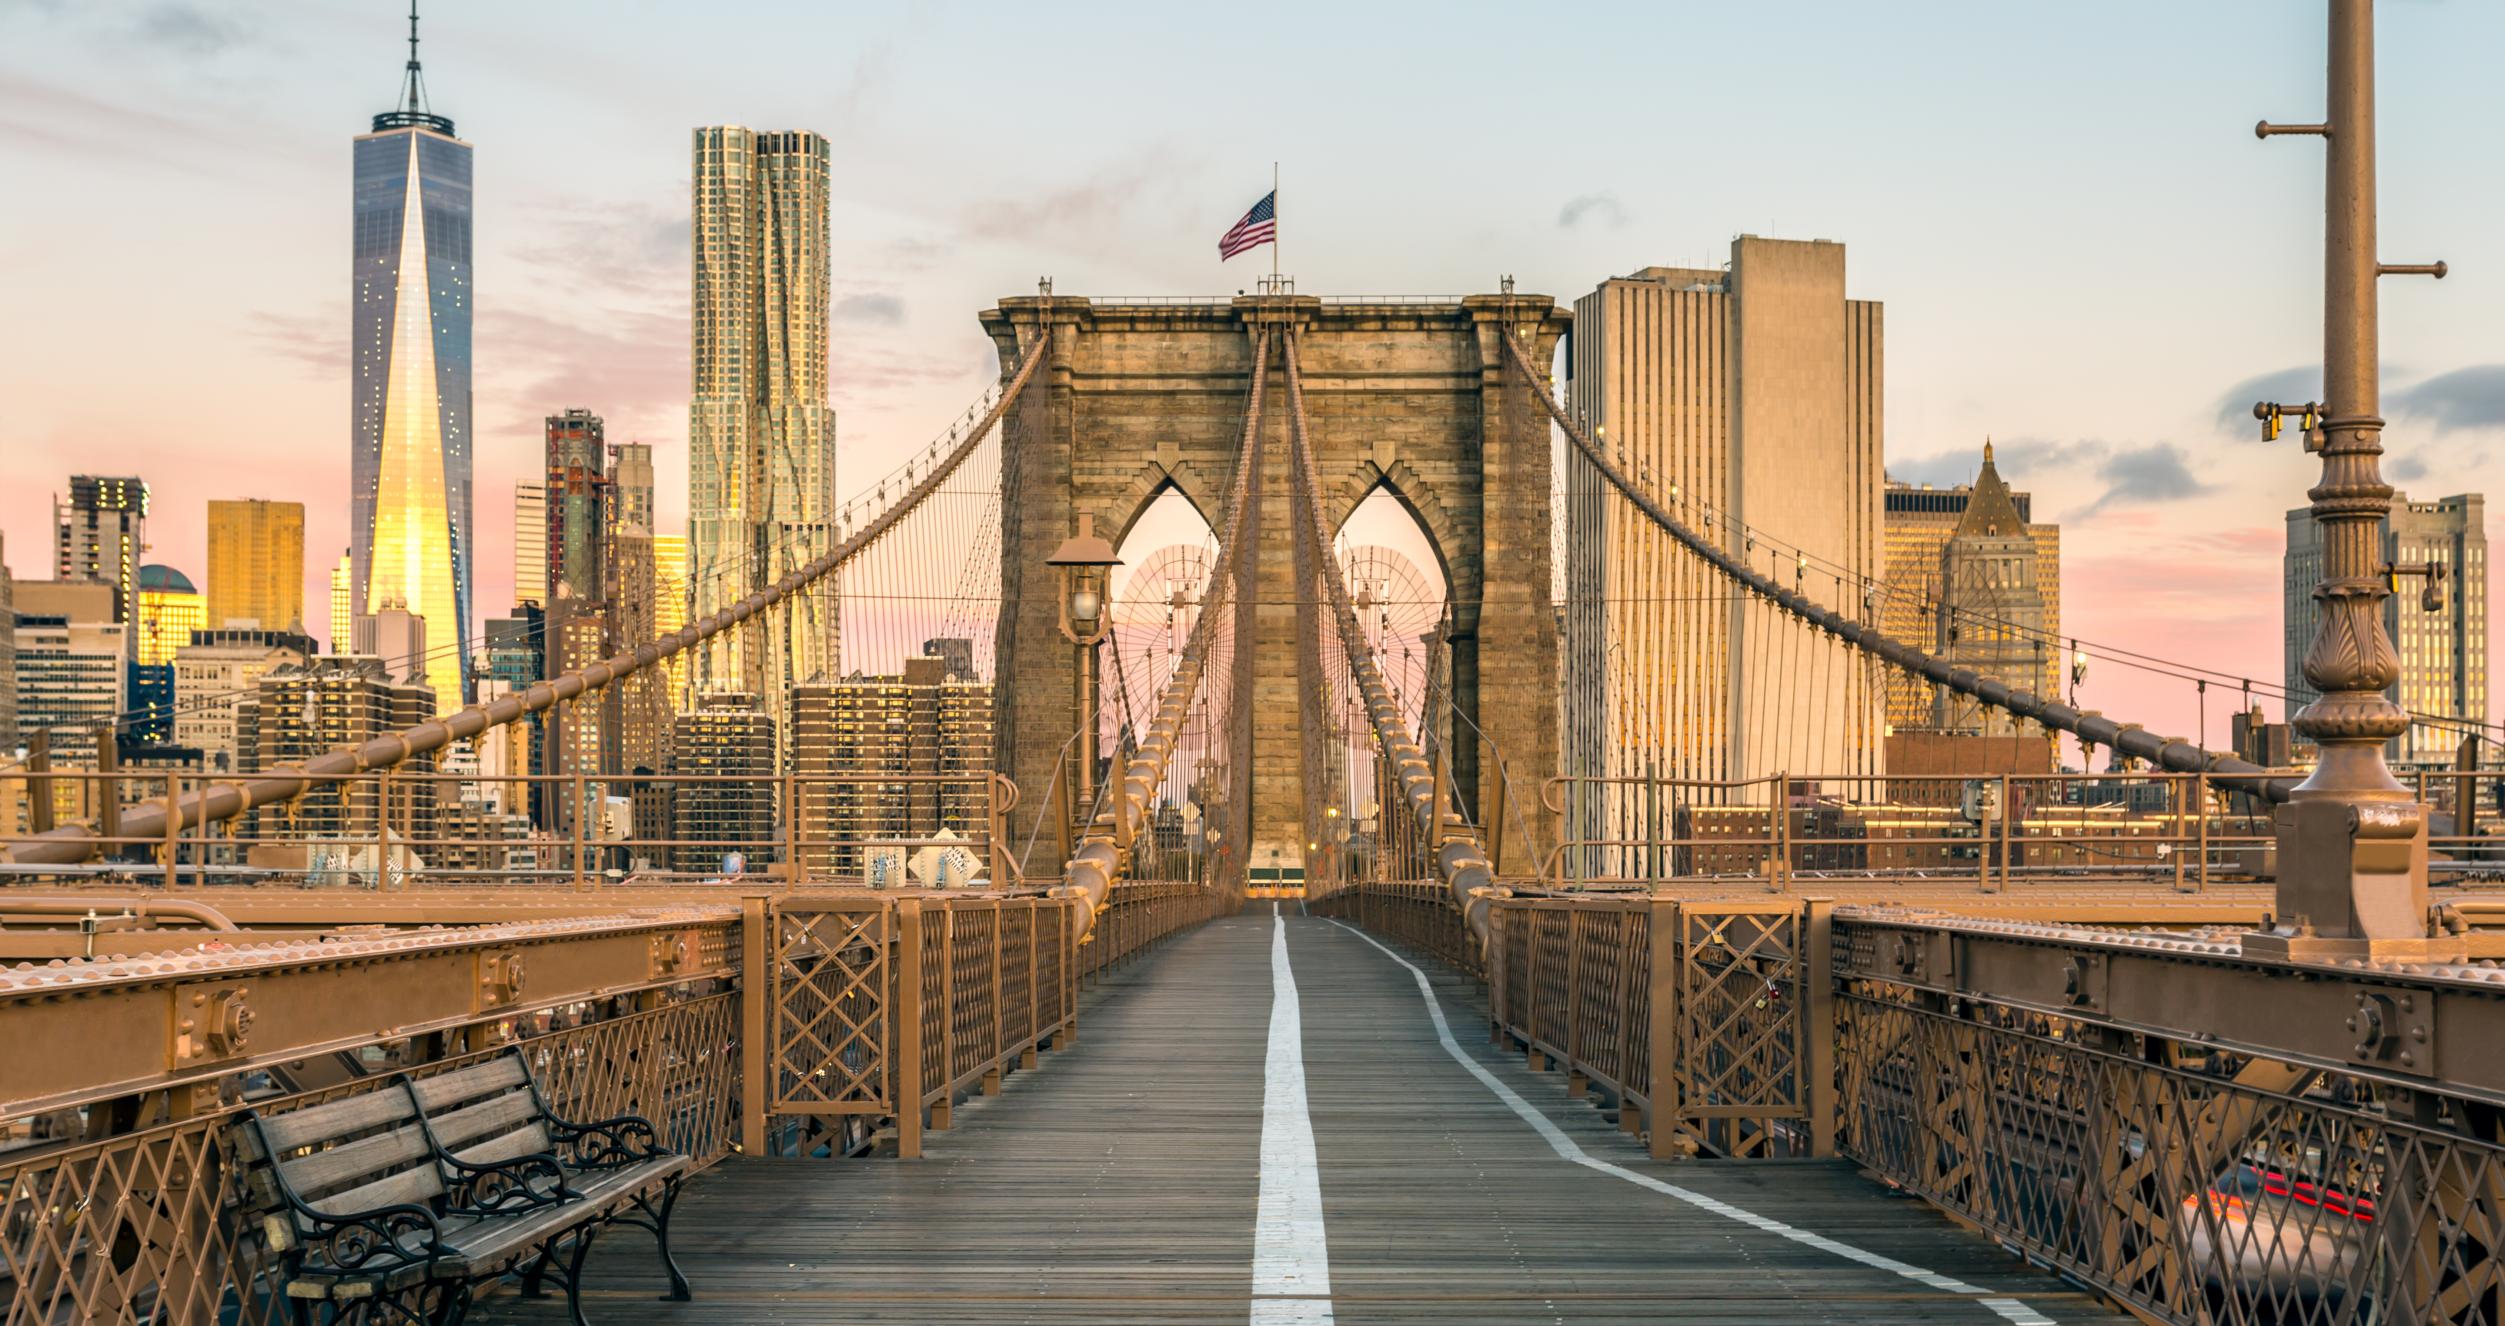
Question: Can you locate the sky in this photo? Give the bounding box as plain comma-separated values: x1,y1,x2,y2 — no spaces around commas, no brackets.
1,0,2499,752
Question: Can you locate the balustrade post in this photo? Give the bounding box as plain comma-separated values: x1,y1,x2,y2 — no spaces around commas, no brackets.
163,777,181,890
895,897,925,1158
989,774,1011,887
740,894,769,1156
1646,895,1682,1160
378,767,393,890
1803,898,1837,1157
1996,773,2013,892
569,773,586,888
2196,771,2212,889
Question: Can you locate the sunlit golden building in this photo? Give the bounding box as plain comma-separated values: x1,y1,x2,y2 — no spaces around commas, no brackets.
207,499,306,632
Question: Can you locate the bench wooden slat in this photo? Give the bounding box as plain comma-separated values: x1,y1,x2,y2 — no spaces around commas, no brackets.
317,1165,445,1218
255,1089,419,1153
273,1122,435,1201
451,1124,554,1168
426,1091,543,1152
407,1058,530,1114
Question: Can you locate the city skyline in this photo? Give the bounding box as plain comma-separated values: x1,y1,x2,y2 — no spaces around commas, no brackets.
2,1,2501,746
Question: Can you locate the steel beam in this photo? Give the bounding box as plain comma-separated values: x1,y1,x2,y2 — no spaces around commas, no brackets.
0,906,737,1120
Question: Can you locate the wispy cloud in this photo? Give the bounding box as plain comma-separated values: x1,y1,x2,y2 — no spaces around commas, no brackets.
1557,193,1629,229
2389,364,2505,433
511,202,686,307
129,3,245,55
834,292,905,326
2082,442,2211,515
483,305,687,440
247,307,343,377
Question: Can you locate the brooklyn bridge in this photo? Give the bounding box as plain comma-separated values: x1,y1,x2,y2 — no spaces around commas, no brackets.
7,5,2505,1325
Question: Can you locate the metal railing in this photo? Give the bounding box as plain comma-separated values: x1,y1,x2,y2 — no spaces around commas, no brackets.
0,769,1021,895
1543,770,2505,893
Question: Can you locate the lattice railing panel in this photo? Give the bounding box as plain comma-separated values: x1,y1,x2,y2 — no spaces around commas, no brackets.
1839,989,2505,1326
770,907,890,1112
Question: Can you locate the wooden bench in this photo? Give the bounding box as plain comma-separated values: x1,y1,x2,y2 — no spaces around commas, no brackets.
237,1049,691,1324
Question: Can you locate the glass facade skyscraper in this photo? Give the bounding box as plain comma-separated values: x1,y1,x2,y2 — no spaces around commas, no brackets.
350,42,472,714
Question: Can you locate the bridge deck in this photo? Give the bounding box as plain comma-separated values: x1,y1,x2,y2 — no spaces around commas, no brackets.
478,911,2122,1324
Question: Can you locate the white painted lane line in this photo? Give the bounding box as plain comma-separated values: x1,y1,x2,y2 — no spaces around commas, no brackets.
1252,905,1334,1325
1319,918,2056,1326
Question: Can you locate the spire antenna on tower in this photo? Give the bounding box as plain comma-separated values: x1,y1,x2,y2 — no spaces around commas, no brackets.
374,0,451,135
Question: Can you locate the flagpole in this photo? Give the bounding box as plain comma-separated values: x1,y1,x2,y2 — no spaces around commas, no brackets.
1272,160,1280,286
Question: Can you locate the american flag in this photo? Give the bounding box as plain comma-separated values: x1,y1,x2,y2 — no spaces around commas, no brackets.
1218,190,1276,260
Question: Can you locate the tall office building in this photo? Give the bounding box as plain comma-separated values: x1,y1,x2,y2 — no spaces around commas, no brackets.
606,441,670,776
483,608,549,825
513,482,546,611
329,550,354,652
669,692,778,874
54,476,149,638
544,410,610,783
173,628,316,771
351,17,472,714
11,582,125,764
690,127,836,723
2286,491,2488,764
1880,445,2062,734
1562,238,1885,792
789,653,994,878
654,534,690,706
131,565,206,742
135,565,206,669
237,657,437,844
206,499,307,632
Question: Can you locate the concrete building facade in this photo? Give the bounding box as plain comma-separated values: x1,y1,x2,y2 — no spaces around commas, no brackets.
790,652,994,877
172,628,316,772
53,476,148,644
11,581,124,764
669,692,778,874
1563,238,1885,795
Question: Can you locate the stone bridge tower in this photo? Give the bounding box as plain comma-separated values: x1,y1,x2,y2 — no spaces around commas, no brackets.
985,293,1567,880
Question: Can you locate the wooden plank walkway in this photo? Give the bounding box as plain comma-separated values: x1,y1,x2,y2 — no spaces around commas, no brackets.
476,909,2126,1324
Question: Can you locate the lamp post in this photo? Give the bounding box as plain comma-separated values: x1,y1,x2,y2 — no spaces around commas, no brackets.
1048,514,1121,831
2256,0,2451,957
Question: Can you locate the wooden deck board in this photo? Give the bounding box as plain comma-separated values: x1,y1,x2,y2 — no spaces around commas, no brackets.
474,911,2126,1324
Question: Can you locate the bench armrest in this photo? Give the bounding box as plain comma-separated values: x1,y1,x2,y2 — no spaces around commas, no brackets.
548,1113,669,1170
286,1201,448,1277
437,1149,577,1216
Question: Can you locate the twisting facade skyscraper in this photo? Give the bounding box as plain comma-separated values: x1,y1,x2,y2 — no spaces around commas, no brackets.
689,127,836,728
351,8,472,712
